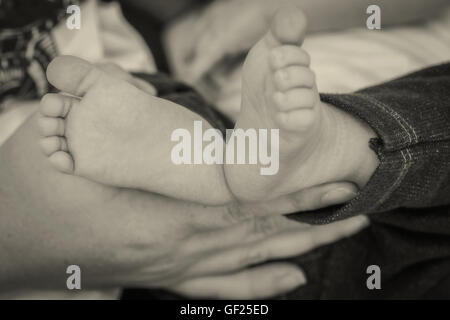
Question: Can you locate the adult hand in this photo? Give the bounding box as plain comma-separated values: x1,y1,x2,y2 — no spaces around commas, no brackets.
166,0,294,82
167,214,368,298
0,111,364,299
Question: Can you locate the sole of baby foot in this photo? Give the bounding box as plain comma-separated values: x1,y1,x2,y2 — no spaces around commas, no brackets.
39,55,233,206
225,5,378,202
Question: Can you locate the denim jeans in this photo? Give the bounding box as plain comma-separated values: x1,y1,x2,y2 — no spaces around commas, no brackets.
135,63,450,299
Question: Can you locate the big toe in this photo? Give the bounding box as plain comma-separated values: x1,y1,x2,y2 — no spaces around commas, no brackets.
266,5,307,48
46,55,103,97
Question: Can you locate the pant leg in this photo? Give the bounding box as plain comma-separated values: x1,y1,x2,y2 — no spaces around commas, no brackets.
132,64,450,299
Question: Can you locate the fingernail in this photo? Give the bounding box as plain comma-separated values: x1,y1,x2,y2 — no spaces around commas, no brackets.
321,188,357,205
278,271,306,289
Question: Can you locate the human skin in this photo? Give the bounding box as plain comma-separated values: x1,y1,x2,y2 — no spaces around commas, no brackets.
0,109,366,298
166,0,448,81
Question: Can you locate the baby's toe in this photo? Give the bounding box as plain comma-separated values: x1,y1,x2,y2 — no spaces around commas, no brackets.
40,94,73,118
39,136,68,156
273,66,315,91
273,88,317,111
48,151,74,174
38,116,66,137
275,109,316,131
47,55,108,96
268,5,307,46
270,46,310,70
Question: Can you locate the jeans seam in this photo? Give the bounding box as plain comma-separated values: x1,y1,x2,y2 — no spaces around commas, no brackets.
355,93,418,144
370,148,412,211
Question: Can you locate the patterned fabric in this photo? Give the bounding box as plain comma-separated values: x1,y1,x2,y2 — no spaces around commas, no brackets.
0,0,80,111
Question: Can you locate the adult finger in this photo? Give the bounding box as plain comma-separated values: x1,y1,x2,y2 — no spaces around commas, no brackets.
287,181,359,212
182,0,236,79
171,263,306,299
186,32,228,82
185,215,369,276
181,215,300,258
236,181,359,217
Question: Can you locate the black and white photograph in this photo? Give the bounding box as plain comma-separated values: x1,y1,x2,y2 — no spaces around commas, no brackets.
0,0,449,305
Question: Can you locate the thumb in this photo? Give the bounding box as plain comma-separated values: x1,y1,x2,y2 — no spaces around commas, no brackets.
248,182,359,216
294,182,359,211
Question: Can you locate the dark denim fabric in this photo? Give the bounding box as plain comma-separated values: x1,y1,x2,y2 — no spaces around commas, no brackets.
134,63,450,299
284,63,450,299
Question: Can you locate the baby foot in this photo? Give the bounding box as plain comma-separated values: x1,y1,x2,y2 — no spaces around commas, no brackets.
225,5,375,201
38,56,232,205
